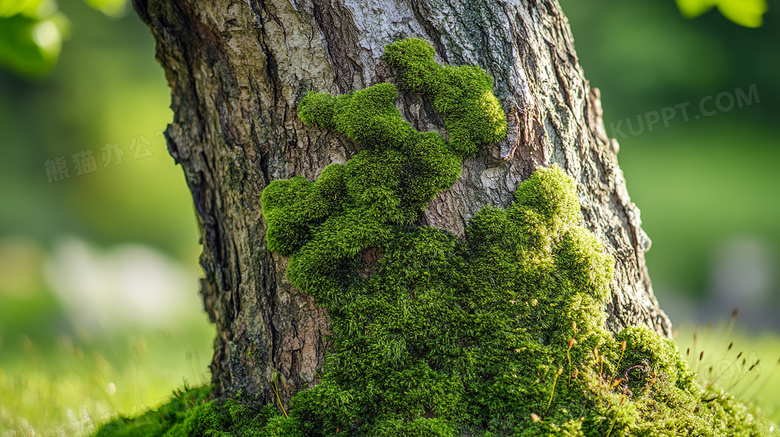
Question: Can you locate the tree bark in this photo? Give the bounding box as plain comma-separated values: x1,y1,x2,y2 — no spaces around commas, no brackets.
132,0,672,407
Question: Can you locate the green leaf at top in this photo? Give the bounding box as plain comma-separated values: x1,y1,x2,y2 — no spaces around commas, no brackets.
0,0,46,18
83,0,128,18
0,12,68,76
676,0,768,28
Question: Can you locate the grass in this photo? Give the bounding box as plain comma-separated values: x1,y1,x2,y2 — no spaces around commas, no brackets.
675,318,780,426
0,320,213,436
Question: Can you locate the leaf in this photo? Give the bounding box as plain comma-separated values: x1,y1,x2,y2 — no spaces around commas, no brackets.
715,0,768,28
0,12,68,76
675,0,768,28
675,0,716,18
0,0,32,18
0,0,46,18
83,0,128,18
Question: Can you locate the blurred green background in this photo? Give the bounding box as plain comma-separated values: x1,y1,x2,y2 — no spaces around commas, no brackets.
560,0,780,327
0,0,778,434
0,1,214,435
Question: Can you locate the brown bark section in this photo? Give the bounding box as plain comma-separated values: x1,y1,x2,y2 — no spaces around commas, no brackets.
132,0,672,406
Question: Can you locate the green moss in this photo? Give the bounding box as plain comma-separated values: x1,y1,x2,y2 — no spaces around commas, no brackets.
382,38,506,157
163,399,294,437
92,385,211,437
97,38,774,436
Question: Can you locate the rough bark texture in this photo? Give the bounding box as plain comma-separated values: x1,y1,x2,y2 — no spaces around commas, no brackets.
133,0,672,407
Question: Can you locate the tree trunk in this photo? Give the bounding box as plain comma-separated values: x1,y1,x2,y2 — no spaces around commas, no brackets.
132,0,671,406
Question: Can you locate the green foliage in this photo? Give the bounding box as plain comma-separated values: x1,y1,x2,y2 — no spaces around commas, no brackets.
0,0,127,76
676,0,768,28
0,0,46,18
0,3,68,76
83,0,127,17
94,38,775,436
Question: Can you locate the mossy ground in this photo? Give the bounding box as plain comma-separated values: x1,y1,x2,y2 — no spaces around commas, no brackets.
95,38,775,436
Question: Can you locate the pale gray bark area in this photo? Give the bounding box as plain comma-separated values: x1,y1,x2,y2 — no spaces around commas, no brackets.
133,0,671,406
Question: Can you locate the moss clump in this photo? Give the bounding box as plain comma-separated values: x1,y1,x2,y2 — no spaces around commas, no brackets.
97,38,774,436
95,386,305,437
164,399,303,437
382,38,506,157
93,385,211,437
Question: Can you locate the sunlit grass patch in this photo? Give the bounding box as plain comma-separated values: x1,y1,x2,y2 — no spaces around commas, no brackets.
675,314,780,426
0,321,213,436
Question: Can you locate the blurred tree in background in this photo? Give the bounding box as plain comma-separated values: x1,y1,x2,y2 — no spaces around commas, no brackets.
0,1,213,433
